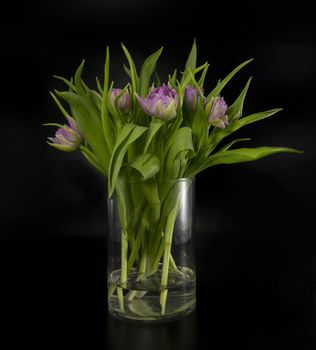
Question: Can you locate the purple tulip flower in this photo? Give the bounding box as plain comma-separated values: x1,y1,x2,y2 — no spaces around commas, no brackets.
109,88,132,115
48,116,82,152
205,96,229,129
184,86,202,113
136,84,178,121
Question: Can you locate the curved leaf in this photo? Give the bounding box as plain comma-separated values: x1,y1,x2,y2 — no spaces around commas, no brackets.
193,146,302,175
50,92,71,118
227,77,252,121
101,46,115,152
181,39,197,84
80,145,106,175
197,63,210,88
218,138,251,152
206,59,253,99
143,118,164,155
139,47,163,97
121,44,139,94
53,75,77,92
207,108,283,154
108,123,147,196
74,60,86,95
129,153,161,180
55,91,109,171
165,127,195,178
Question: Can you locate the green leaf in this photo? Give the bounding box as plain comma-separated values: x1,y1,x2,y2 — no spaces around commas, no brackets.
207,108,283,154
81,80,102,112
227,77,252,121
50,92,70,118
129,153,161,180
115,167,134,229
184,71,209,154
206,59,253,99
217,138,251,152
193,146,302,175
143,118,164,155
55,91,109,171
43,122,63,127
165,127,195,178
47,141,76,152
96,77,103,95
191,106,209,155
74,60,86,95
168,69,177,88
181,39,197,84
53,75,77,92
121,43,139,94
108,123,147,196
80,145,106,175
141,179,161,223
123,64,132,79
101,46,115,152
180,62,209,90
139,47,163,97
237,108,283,128
197,63,209,88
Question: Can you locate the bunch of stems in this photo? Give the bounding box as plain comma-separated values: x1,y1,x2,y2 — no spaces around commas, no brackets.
110,176,190,315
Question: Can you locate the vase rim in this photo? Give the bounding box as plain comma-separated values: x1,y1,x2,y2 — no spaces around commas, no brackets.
125,177,195,184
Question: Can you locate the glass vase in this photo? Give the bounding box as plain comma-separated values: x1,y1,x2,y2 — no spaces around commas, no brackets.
107,177,196,322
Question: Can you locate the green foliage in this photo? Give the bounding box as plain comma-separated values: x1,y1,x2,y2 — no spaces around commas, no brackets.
45,42,302,315
189,146,302,177
46,41,301,198
108,123,147,196
206,59,253,99
181,39,197,84
139,47,163,97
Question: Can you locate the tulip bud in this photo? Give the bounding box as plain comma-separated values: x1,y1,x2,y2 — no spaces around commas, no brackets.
136,83,178,121
109,88,132,115
48,116,82,152
184,86,202,113
205,96,229,129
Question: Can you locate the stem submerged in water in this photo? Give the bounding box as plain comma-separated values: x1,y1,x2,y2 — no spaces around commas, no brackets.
159,205,179,315
118,229,128,312
111,179,192,317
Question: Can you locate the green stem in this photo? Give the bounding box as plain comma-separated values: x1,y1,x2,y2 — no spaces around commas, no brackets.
128,235,148,302
169,254,183,275
159,205,178,315
151,235,165,272
127,224,146,274
117,287,124,312
138,235,147,279
118,229,128,312
121,230,128,287
149,224,163,269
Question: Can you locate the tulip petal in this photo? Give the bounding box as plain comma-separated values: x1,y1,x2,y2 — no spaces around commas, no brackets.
135,93,151,115
136,85,178,121
159,100,176,120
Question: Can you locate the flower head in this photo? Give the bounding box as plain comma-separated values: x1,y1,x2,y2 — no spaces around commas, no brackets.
136,83,178,121
109,88,132,115
184,86,202,113
205,96,229,129
48,116,82,152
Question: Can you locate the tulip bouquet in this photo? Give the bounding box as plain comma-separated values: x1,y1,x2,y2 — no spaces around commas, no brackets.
45,41,299,320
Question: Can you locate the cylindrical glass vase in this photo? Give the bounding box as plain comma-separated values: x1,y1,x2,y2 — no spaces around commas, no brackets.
107,178,196,322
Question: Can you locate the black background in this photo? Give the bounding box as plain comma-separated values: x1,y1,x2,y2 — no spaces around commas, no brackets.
1,0,316,348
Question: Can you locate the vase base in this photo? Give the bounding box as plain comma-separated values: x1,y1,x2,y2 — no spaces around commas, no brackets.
109,304,195,323
107,267,196,323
